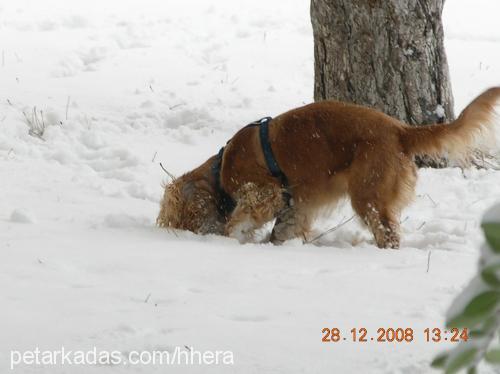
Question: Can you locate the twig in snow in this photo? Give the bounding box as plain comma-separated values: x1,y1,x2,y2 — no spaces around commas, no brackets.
426,251,432,273
472,157,500,171
21,111,30,124
417,221,426,231
144,293,152,303
159,163,176,181
22,106,46,140
469,150,500,170
84,114,91,130
5,148,14,160
467,198,484,208
152,151,158,163
306,215,355,244
40,108,45,128
149,84,154,92
302,232,307,242
424,194,437,207
65,96,70,121
460,167,467,179
169,103,186,110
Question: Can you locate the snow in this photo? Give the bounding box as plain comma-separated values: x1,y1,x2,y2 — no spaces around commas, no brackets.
1,0,500,373
435,104,446,119
483,203,500,224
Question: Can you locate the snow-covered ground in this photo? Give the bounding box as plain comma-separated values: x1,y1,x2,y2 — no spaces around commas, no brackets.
1,0,500,373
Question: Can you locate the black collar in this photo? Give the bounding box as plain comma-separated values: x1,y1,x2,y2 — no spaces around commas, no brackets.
211,147,236,218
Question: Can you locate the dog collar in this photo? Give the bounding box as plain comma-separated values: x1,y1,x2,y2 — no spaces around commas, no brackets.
212,147,237,219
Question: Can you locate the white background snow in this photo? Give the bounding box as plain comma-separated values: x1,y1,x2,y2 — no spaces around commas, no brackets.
1,0,500,373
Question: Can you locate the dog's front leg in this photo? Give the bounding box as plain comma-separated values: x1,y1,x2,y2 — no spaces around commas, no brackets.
225,182,284,243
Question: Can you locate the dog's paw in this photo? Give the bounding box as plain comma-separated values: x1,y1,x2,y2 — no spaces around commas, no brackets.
226,220,255,244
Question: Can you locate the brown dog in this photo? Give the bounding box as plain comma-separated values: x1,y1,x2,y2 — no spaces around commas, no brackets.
157,88,499,248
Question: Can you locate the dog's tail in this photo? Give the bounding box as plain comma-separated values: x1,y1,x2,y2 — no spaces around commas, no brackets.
401,87,500,161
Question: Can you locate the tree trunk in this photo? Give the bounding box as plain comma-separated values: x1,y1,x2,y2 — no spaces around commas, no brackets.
311,0,455,127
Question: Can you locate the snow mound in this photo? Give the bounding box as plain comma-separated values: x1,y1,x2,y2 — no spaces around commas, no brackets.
483,203,500,223
10,209,37,224
102,214,152,228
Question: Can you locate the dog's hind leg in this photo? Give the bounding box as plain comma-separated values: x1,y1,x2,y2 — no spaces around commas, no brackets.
225,182,284,243
348,148,416,249
353,201,401,249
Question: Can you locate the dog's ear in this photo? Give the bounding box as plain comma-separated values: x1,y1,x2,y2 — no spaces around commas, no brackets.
157,181,183,229
182,181,224,235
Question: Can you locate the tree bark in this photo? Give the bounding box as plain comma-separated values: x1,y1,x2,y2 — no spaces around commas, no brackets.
311,0,455,127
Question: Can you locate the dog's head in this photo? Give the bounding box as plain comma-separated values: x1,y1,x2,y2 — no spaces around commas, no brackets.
156,173,224,235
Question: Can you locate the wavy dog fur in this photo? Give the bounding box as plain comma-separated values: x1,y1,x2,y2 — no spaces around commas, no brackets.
157,88,500,248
